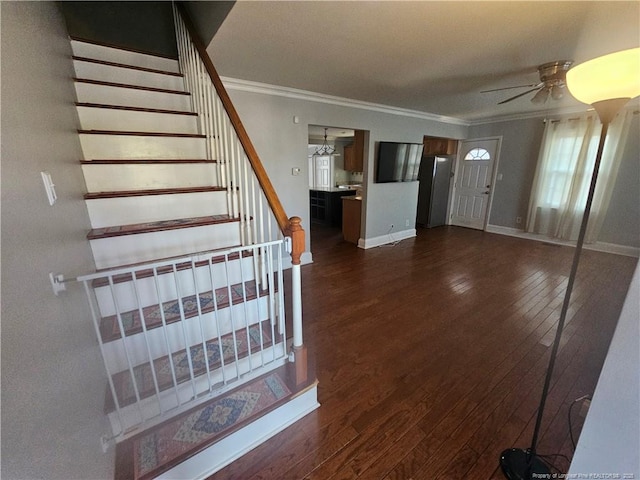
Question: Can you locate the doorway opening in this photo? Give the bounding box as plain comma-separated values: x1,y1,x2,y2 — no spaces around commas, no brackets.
307,125,366,249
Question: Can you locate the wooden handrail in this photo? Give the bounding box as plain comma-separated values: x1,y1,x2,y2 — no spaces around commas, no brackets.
176,3,290,233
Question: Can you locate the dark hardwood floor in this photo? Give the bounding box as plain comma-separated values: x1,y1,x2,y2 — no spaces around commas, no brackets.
208,225,637,480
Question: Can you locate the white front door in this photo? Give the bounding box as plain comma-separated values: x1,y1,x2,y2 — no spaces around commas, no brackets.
450,138,500,230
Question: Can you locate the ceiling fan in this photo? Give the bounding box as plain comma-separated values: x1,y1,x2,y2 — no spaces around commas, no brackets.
482,60,573,105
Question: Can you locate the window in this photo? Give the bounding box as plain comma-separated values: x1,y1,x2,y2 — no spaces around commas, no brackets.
526,110,632,242
464,148,491,161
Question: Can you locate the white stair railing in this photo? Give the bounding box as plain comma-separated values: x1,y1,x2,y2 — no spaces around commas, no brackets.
173,4,308,389
173,7,277,249
77,240,288,438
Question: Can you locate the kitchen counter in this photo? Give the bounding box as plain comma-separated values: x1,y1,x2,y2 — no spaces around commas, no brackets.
309,185,361,193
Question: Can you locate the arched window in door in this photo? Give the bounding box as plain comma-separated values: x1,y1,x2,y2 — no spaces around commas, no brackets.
464,148,491,161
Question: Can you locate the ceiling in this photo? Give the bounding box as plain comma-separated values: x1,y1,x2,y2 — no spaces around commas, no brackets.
202,1,639,123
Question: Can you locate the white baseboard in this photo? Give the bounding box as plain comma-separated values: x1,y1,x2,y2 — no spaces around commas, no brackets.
485,224,639,257
358,228,416,249
156,383,320,480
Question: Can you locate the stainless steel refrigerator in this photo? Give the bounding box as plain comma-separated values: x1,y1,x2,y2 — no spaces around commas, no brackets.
416,156,453,228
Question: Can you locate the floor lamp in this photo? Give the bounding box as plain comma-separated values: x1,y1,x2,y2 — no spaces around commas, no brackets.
499,47,640,480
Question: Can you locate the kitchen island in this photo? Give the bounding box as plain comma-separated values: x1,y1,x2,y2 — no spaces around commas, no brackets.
309,187,358,226
342,195,362,244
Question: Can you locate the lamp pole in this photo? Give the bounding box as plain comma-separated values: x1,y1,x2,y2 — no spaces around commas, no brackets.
499,46,639,480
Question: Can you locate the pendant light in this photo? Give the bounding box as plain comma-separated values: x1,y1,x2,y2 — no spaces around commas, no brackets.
313,128,339,156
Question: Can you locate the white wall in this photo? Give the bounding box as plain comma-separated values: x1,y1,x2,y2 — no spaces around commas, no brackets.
1,3,114,478
568,264,639,477
220,81,468,253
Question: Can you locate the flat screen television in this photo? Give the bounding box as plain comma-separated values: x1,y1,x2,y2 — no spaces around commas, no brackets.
375,141,424,183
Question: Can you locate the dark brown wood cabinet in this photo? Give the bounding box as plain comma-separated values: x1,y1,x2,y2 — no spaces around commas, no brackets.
344,130,365,172
423,136,458,156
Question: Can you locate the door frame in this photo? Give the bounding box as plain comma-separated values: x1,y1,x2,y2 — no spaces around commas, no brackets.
447,136,503,230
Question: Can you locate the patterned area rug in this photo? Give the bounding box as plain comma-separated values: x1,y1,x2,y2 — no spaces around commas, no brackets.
100,281,260,342
111,321,275,407
133,371,291,479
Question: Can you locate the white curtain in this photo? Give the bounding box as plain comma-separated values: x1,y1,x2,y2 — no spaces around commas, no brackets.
526,109,632,243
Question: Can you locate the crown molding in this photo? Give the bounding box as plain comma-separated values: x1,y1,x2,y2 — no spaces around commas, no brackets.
466,104,595,126
220,77,471,127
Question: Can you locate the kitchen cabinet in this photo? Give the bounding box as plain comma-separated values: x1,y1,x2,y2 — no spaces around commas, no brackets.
423,136,458,156
310,189,356,226
342,196,361,244
344,130,365,172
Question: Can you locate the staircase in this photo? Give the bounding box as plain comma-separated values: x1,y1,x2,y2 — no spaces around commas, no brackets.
65,5,316,479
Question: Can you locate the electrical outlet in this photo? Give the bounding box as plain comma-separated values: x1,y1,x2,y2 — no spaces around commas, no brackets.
579,398,591,418
516,216,522,224
405,219,410,227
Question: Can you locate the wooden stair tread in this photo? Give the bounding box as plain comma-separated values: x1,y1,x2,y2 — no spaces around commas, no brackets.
99,279,273,343
69,35,178,61
81,159,216,164
85,186,225,200
78,129,205,138
74,77,189,95
87,214,237,240
91,248,252,287
106,320,280,410
113,366,300,480
72,55,183,77
76,102,196,116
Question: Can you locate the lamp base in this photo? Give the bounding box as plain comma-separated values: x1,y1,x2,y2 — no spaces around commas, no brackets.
499,448,550,480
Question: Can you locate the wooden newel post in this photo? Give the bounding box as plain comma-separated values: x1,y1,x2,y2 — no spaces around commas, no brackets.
287,216,308,387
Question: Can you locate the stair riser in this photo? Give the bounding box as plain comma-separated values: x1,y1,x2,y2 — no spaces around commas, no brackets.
79,134,207,160
102,297,274,372
74,82,192,111
73,59,185,91
156,384,319,480
89,221,241,269
93,255,259,316
86,191,228,228
107,349,288,436
82,163,219,192
71,40,180,74
76,106,199,135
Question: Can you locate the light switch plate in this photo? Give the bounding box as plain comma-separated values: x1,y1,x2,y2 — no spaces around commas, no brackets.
41,171,57,205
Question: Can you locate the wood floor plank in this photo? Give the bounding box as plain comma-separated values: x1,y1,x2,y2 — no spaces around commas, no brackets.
206,226,636,480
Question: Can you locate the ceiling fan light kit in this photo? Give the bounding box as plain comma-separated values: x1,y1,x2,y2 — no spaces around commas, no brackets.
486,60,574,105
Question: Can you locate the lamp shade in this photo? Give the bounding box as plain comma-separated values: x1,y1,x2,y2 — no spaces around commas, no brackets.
566,47,640,105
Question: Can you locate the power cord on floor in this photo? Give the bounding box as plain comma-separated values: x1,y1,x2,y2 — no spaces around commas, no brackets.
533,394,592,476
568,394,592,450
379,224,400,247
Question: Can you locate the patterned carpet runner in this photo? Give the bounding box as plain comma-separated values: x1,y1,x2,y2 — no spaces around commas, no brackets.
100,281,261,342
132,370,291,479
110,321,276,408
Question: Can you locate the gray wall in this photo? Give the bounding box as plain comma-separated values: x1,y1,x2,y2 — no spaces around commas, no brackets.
1,3,113,479
469,114,640,247
222,85,468,253
599,113,640,247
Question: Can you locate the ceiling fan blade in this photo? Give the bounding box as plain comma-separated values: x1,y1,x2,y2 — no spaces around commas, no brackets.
481,83,541,93
498,87,543,104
